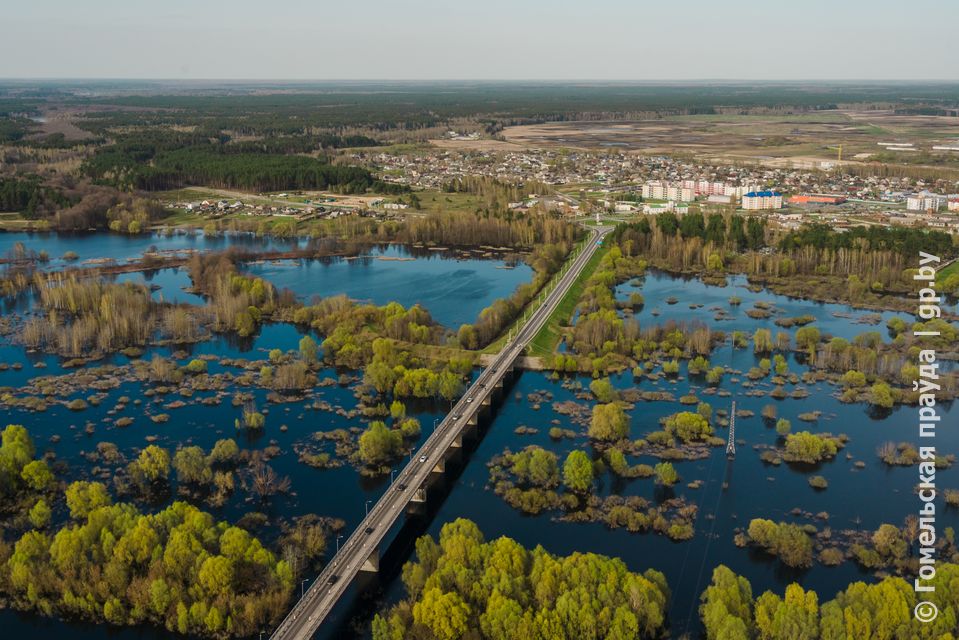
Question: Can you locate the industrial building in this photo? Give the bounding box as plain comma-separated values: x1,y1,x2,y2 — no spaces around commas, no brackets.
788,194,847,205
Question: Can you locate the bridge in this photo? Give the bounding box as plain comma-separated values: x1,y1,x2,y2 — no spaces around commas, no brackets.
270,225,611,639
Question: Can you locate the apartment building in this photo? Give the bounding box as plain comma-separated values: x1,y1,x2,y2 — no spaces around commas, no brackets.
741,191,784,210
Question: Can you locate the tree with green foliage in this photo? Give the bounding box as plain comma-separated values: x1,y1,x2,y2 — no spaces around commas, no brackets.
20,459,54,491
747,519,814,568
298,335,318,364
65,480,112,519
775,418,792,437
4,496,293,638
702,561,959,640
562,450,594,493
700,565,754,640
869,381,895,409
782,431,838,464
208,439,240,466
374,518,670,640
127,445,170,490
589,377,618,403
358,421,404,467
173,446,213,486
28,498,51,528
589,403,629,441
389,400,406,420
663,411,713,443
0,424,37,499
706,366,725,385
654,462,679,487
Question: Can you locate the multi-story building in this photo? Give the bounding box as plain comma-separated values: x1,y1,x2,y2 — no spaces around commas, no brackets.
742,191,783,210
907,194,947,211
642,181,694,202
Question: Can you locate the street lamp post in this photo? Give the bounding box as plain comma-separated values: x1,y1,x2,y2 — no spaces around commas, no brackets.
390,469,397,484
365,499,372,515
301,578,309,598
336,534,344,552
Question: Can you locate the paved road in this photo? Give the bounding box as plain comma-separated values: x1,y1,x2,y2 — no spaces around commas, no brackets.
271,225,611,640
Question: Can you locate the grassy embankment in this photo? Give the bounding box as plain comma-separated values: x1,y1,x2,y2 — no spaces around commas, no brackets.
524,241,610,359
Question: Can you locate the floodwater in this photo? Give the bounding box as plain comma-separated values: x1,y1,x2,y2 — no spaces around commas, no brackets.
0,239,954,639
0,231,532,329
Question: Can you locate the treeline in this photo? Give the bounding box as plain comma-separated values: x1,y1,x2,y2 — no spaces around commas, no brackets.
82,133,403,194
0,175,73,218
0,117,32,143
373,518,670,640
199,209,579,252
611,214,765,274
700,562,959,639
610,218,956,298
223,134,380,154
89,147,401,194
440,175,553,211
396,210,580,249
778,223,955,259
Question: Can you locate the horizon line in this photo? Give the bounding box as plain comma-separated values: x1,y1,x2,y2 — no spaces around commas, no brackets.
3,77,959,84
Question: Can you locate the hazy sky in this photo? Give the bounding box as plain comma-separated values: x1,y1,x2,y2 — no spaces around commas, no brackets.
3,0,956,80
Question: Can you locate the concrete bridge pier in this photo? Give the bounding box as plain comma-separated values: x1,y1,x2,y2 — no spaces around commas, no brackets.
360,547,379,573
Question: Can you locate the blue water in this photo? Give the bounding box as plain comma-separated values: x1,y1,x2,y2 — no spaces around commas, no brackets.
0,231,532,329
245,247,531,329
113,267,207,306
616,270,934,341
0,250,953,639
0,229,298,267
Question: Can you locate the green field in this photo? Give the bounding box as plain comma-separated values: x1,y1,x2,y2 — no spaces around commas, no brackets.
938,259,959,282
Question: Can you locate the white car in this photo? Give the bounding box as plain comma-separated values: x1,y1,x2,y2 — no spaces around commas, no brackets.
419,455,427,463
466,397,473,403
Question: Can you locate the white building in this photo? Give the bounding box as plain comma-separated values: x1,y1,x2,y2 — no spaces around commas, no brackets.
907,194,947,212
741,191,783,210
707,194,733,204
